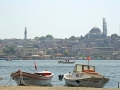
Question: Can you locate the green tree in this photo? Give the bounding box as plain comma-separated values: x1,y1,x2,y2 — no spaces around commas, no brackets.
3,46,16,55
33,44,39,48
34,36,39,40
39,36,46,40
46,35,54,39
65,38,68,41
111,34,118,39
69,36,77,41
63,51,70,57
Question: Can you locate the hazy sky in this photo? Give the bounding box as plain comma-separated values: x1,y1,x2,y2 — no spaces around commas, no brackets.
0,0,120,39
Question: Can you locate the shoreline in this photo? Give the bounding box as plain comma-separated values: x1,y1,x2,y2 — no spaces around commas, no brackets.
0,86,119,90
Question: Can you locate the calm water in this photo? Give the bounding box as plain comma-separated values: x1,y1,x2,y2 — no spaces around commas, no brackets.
0,60,120,88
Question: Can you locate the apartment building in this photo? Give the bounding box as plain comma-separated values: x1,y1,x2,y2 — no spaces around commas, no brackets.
16,46,39,56
91,47,114,59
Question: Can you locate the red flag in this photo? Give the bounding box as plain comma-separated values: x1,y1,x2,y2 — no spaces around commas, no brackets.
86,55,91,60
34,61,38,70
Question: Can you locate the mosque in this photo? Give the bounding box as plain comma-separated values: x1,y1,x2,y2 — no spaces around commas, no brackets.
85,18,107,39
24,18,107,40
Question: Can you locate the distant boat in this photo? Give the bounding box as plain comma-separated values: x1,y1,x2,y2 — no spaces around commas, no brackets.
58,60,75,64
6,58,12,61
96,57,103,60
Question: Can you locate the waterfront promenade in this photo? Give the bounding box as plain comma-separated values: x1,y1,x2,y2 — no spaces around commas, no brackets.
0,86,119,90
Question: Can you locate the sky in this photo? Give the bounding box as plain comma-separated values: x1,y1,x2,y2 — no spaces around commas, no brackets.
0,0,120,39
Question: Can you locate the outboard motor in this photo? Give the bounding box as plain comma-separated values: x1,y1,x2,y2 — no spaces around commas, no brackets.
58,74,64,80
76,80,80,83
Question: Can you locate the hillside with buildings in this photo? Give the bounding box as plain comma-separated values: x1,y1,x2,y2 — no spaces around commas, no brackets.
0,18,120,60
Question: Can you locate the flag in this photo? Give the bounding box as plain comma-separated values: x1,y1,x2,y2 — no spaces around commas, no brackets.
34,61,38,70
86,55,91,60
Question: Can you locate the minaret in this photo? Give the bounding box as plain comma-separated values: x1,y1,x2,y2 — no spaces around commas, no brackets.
24,27,27,40
103,18,107,38
119,23,120,36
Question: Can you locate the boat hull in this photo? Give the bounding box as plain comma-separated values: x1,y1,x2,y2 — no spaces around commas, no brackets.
58,60,75,64
64,74,109,88
11,70,53,86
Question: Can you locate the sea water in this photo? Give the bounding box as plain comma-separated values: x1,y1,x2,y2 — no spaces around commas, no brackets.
0,60,120,88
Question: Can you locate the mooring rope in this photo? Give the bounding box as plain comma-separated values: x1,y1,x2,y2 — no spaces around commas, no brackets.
4,77,12,86
19,70,28,86
83,78,91,87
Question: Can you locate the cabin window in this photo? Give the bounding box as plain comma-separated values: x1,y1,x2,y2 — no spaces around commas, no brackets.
94,81,99,83
76,74,79,77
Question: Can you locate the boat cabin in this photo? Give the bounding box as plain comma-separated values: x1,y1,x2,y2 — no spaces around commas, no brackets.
73,64,95,72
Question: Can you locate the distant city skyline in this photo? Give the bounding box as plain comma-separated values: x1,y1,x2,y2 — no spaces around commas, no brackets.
0,0,120,39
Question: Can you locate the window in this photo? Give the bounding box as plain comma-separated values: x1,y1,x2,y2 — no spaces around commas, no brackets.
76,74,79,77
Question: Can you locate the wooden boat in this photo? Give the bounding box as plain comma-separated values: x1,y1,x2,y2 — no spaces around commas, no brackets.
63,64,109,88
10,70,53,86
58,60,75,64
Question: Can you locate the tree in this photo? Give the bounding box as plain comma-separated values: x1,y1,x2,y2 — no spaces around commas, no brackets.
3,48,10,54
63,51,70,57
69,36,77,41
3,46,16,55
34,36,39,40
80,35,83,40
46,35,54,39
39,36,46,40
65,38,68,41
33,44,39,48
111,34,118,40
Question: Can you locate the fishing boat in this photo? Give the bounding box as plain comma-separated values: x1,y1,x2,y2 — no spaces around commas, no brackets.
64,64,109,88
10,61,53,86
10,70,53,86
63,56,109,88
58,60,75,64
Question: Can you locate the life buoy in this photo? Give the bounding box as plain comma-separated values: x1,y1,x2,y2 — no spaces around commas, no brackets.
84,70,94,72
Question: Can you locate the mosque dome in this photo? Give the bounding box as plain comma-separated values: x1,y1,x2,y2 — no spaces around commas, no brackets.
89,26,101,34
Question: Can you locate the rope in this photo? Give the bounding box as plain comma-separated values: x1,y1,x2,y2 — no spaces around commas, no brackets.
4,77,12,86
83,78,91,87
5,70,28,86
19,70,28,86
